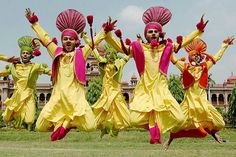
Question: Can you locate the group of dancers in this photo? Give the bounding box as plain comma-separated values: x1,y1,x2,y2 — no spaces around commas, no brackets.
0,6,234,150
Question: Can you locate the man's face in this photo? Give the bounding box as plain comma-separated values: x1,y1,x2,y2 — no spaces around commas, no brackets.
62,36,76,52
146,29,160,43
192,54,202,65
20,51,32,63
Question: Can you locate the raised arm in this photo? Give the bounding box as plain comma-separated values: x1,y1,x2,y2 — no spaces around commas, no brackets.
82,17,117,59
207,36,234,69
81,32,107,63
171,53,185,72
173,15,208,50
25,8,57,58
0,54,20,63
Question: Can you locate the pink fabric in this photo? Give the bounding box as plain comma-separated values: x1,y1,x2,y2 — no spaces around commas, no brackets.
50,126,71,141
149,124,162,144
154,124,162,144
52,47,86,85
51,127,61,141
144,22,162,39
159,41,173,76
149,126,156,144
131,41,145,76
61,29,78,40
131,40,172,77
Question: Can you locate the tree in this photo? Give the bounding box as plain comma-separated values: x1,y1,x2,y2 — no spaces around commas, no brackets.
228,84,236,126
86,77,102,105
208,73,216,85
168,74,184,103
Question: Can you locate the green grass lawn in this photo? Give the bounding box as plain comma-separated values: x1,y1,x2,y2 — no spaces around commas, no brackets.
0,128,235,157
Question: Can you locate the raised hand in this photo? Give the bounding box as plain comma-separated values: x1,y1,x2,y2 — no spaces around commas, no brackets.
25,8,38,24
7,56,20,63
196,14,209,32
223,36,234,45
102,16,117,32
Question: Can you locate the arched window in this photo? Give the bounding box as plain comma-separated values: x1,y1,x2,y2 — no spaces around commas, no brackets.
39,93,45,102
218,94,224,105
86,63,90,70
211,94,217,105
46,93,51,101
123,93,129,104
227,94,231,103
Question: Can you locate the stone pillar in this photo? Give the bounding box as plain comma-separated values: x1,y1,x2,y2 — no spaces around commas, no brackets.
216,93,219,106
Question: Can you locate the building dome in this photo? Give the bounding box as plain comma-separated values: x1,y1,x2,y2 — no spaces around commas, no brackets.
225,74,236,84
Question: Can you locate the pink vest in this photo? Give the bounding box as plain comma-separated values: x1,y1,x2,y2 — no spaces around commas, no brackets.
131,41,173,76
51,47,86,85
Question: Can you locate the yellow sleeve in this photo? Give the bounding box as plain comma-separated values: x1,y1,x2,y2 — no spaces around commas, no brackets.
0,54,8,61
82,29,107,59
174,29,203,49
38,64,52,76
105,32,133,56
207,43,229,69
31,22,58,58
171,54,184,72
91,49,107,63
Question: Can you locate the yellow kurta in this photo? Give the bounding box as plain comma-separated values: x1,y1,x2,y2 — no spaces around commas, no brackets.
171,43,228,132
1,63,51,129
129,45,184,133
31,22,106,132
36,52,96,131
92,55,130,130
105,29,202,134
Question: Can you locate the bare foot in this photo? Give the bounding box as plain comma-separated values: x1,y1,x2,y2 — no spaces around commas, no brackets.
163,139,172,151
211,133,223,143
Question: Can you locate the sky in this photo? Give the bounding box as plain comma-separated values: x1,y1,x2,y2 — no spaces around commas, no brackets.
0,0,235,84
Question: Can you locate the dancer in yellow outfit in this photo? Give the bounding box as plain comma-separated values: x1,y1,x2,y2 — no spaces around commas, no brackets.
105,6,208,144
1,36,51,130
82,33,130,138
25,8,116,141
164,36,234,150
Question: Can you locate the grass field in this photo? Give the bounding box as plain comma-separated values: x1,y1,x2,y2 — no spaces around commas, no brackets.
0,128,235,157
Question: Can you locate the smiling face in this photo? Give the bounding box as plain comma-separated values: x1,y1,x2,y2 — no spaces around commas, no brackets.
191,54,204,65
62,36,76,52
20,51,32,63
146,29,160,43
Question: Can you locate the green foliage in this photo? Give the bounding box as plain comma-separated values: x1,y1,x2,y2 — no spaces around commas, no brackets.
208,73,216,85
168,74,184,103
86,77,102,105
228,84,236,126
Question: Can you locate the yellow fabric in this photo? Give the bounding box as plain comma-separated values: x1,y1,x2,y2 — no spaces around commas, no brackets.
128,45,184,133
36,52,96,131
31,22,107,132
0,54,8,61
105,29,202,134
171,43,229,132
92,60,130,130
1,63,50,128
